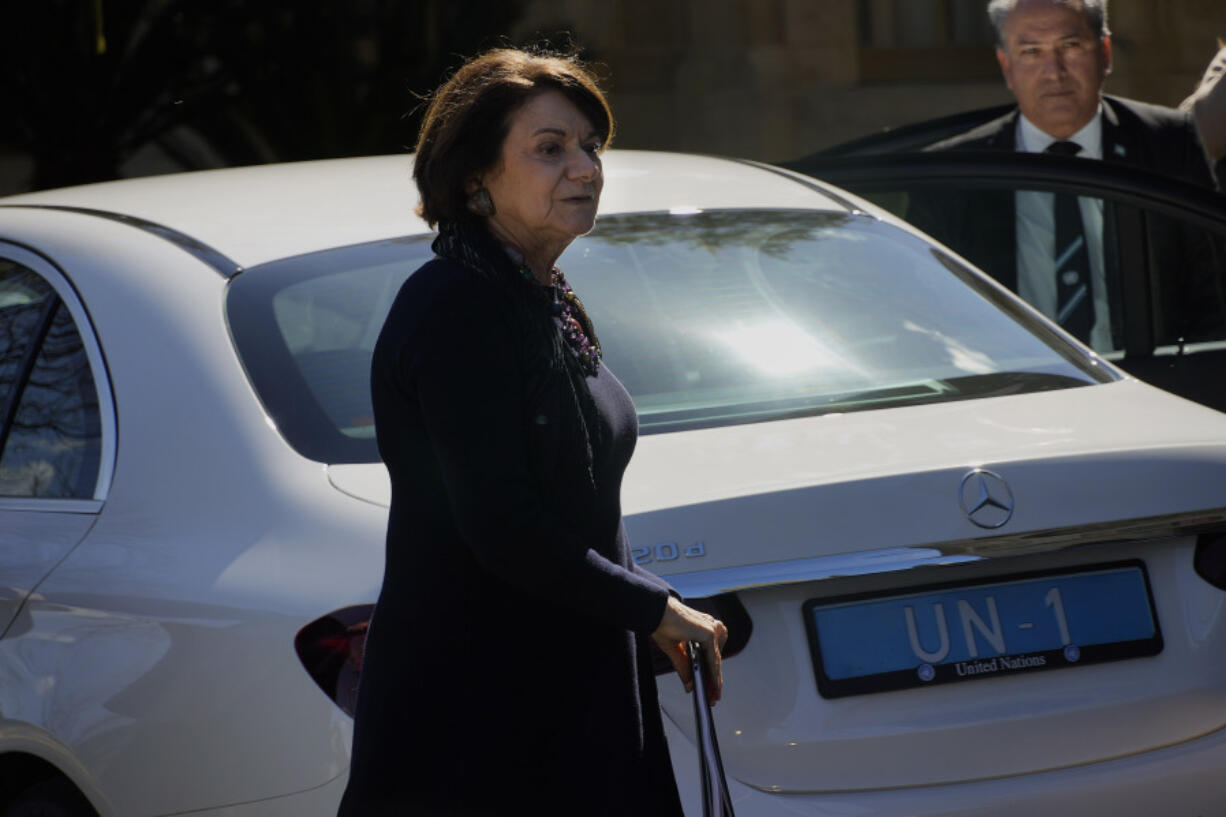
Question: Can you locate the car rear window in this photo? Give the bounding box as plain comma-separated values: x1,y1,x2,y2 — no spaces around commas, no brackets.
227,209,1114,463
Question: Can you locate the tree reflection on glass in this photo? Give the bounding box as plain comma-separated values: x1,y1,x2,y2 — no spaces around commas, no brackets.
0,265,55,416
587,209,854,260
0,304,101,498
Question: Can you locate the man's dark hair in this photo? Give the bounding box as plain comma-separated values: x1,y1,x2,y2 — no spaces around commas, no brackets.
413,48,613,228
987,0,1110,47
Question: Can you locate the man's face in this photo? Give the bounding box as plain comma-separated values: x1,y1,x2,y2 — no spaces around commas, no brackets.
996,0,1112,139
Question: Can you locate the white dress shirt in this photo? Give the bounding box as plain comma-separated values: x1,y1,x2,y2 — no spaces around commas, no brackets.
1014,110,1112,352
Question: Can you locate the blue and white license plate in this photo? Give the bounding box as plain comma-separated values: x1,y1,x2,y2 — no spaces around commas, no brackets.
803,560,1162,699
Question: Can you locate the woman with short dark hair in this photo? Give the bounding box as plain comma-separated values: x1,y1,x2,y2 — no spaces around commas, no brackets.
336,48,727,816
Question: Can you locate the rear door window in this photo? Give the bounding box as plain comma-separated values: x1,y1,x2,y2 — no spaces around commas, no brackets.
0,263,56,411
0,259,103,499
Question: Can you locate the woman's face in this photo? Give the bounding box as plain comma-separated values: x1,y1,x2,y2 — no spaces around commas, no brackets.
480,90,603,258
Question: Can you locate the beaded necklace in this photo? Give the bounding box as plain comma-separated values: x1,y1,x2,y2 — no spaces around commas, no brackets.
507,249,602,377
550,268,602,376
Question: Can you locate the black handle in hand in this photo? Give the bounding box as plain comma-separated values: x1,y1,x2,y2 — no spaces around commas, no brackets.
687,641,735,817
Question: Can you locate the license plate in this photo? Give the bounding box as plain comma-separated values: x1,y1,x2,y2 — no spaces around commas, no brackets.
803,560,1162,699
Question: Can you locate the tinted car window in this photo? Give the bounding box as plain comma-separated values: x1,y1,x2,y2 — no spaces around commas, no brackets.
1146,214,1226,347
0,264,101,498
1134,215,1226,409
229,210,1112,463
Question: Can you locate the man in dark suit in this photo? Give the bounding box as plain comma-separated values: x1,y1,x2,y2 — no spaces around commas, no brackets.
909,0,1214,352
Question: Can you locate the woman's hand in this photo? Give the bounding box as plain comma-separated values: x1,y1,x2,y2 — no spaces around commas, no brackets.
651,596,728,702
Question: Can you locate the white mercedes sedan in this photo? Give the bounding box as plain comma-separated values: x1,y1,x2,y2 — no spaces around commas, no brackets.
1,151,1225,817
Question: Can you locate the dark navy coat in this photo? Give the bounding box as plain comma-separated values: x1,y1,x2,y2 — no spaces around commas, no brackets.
337,258,684,816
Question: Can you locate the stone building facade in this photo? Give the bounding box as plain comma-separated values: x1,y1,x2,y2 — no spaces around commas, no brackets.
1,1,1221,194
510,0,1226,163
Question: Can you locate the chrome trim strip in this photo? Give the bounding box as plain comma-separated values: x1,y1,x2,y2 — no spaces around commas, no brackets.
0,204,242,278
0,498,103,514
663,507,1226,598
1154,340,1226,356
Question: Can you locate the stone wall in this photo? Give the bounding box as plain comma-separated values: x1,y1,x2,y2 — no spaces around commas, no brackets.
3,1,1221,195
511,0,1226,163
1110,0,1226,105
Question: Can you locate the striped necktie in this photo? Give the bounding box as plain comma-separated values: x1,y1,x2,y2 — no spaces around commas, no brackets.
1045,140,1093,342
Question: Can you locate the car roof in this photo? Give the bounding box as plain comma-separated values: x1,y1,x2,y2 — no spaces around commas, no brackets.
0,150,851,270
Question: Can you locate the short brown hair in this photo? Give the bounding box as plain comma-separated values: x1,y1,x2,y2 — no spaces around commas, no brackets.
413,48,614,228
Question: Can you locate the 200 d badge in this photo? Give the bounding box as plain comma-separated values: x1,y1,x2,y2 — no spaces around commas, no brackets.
632,541,706,565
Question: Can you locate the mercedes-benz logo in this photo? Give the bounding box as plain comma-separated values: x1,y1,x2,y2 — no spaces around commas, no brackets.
958,469,1014,529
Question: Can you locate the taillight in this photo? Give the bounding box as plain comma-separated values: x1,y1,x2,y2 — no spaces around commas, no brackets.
651,593,753,675
295,604,374,716
1194,532,1226,590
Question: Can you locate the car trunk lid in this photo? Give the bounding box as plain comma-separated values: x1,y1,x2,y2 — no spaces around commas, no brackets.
627,380,1226,790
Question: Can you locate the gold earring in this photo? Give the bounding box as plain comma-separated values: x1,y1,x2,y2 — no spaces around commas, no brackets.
467,187,495,217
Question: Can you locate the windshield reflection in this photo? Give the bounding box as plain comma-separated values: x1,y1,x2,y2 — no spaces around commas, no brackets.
565,209,1111,432
716,322,868,379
